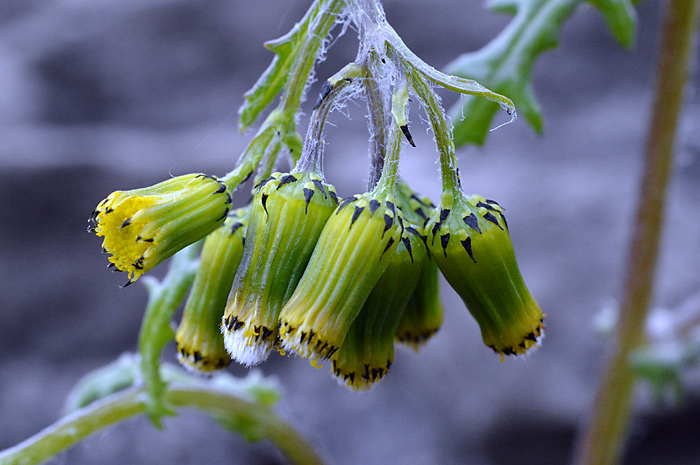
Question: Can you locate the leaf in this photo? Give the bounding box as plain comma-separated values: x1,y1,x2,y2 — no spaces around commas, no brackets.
238,1,324,131
445,0,580,146
588,0,637,49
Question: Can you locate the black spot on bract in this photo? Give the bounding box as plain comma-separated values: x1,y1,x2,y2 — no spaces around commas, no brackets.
369,199,381,217
276,174,297,190
304,188,314,214
337,196,357,214
463,213,482,233
350,206,365,228
440,233,450,257
261,193,269,218
461,236,476,263
312,179,327,199
383,213,393,238
483,211,503,230
402,235,414,263
476,201,496,212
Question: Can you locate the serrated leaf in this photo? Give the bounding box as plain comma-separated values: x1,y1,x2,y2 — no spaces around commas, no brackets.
445,0,579,146
238,1,328,132
588,0,637,49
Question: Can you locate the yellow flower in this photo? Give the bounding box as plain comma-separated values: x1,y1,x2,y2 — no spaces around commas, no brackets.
89,174,231,284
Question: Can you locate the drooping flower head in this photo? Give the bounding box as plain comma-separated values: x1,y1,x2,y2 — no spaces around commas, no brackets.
278,191,405,364
175,208,249,373
425,192,544,359
331,229,425,390
89,173,231,284
222,171,338,367
393,181,444,350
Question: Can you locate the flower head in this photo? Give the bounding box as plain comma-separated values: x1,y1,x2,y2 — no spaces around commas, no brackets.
175,208,249,373
222,171,338,367
89,174,231,283
331,229,425,390
425,193,544,359
278,192,405,364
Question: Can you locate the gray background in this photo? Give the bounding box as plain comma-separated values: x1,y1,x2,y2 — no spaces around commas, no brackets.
2,1,700,464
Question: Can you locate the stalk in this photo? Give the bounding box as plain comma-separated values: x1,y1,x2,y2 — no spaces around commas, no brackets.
0,386,325,465
573,1,700,464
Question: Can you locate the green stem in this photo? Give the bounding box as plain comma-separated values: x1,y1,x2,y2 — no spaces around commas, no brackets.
138,244,200,426
364,53,391,191
0,386,325,465
295,63,363,174
405,64,461,200
372,75,409,196
573,1,700,464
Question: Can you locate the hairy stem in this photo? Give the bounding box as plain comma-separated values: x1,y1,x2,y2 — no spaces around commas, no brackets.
573,1,700,464
0,386,325,465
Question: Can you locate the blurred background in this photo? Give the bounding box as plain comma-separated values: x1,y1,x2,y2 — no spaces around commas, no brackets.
1,0,700,464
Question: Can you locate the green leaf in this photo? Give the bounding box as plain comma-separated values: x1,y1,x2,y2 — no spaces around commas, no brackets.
238,1,325,131
445,0,580,146
588,0,637,49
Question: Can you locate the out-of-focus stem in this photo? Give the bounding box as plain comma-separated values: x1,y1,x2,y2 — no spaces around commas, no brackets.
0,386,325,465
573,1,700,464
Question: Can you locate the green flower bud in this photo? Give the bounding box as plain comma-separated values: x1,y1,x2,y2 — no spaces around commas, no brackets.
331,229,426,390
222,171,338,367
395,256,444,351
425,193,544,359
278,192,405,364
175,209,248,373
395,179,435,227
88,174,231,284
393,181,444,350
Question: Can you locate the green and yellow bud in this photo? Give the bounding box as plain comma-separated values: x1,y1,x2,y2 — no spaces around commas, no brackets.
175,209,249,372
425,193,544,359
331,229,425,390
89,174,231,284
222,171,338,367
278,192,404,364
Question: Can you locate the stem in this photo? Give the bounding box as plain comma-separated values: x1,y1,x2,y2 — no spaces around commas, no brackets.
0,386,325,465
372,75,409,196
138,244,200,425
573,1,700,464
295,63,363,174
405,64,461,200
364,53,390,191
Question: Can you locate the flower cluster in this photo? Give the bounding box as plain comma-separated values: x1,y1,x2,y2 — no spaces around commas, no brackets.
89,1,543,391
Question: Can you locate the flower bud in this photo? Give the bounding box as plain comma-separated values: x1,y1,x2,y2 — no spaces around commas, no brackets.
393,181,444,350
175,209,248,372
278,192,404,364
88,174,231,284
331,229,425,390
222,171,338,366
425,194,544,359
395,257,444,351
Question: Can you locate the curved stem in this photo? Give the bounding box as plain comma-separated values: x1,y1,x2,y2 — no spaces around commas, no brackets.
404,63,461,201
573,1,700,464
295,63,364,174
138,244,200,426
0,386,325,465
